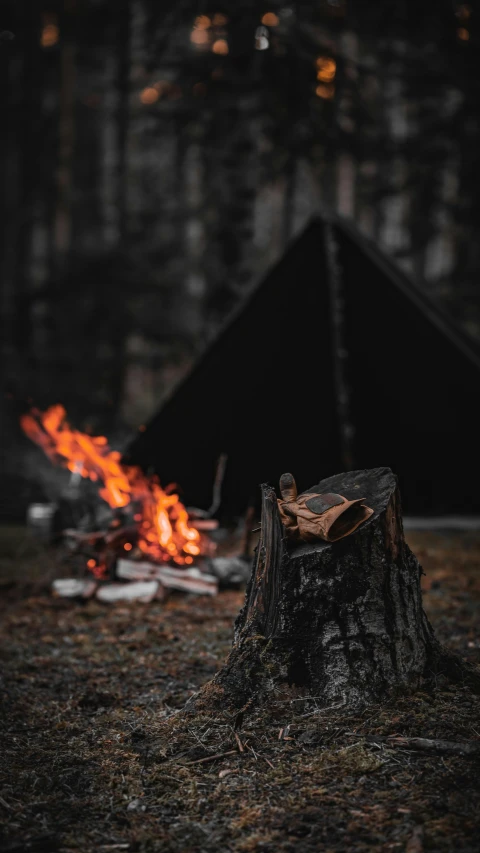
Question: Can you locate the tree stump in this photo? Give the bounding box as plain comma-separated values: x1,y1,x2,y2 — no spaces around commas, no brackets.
191,468,479,714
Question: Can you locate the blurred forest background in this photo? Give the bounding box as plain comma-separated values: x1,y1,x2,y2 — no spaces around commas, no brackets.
1,0,479,514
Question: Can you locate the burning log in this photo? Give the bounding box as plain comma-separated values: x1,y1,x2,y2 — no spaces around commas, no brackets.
52,577,167,603
96,580,163,603
116,558,218,595
20,405,215,578
189,468,480,714
52,578,97,599
116,556,247,591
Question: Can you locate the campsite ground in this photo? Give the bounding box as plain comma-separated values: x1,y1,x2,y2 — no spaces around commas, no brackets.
1,528,479,853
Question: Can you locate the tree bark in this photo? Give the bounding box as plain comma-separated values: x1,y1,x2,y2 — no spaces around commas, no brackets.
190,467,480,714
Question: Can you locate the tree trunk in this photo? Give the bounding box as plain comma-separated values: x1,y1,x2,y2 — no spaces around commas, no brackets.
191,467,479,714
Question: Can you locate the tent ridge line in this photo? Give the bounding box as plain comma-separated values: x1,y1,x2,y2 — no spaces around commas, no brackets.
328,213,480,373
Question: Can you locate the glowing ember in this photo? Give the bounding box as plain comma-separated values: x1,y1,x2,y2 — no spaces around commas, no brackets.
21,405,204,568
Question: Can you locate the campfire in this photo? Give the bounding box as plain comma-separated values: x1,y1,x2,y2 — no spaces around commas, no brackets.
20,405,230,599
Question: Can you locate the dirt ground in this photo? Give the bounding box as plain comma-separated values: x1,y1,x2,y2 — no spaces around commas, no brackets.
1,528,479,853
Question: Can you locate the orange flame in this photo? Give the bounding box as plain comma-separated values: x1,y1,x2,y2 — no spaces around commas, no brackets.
21,405,203,566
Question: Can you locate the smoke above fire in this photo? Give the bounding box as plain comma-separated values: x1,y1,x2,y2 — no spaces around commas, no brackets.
21,405,203,567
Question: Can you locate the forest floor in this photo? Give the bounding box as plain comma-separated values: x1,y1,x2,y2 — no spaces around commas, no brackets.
0,527,479,853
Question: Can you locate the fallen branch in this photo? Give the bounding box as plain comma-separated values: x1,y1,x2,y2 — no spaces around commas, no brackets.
386,735,480,756
345,732,480,756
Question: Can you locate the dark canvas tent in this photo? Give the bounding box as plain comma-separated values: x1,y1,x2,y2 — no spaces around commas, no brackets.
125,216,480,517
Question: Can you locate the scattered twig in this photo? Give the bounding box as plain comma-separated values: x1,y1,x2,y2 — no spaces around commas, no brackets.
0,794,14,811
245,742,274,769
278,724,292,740
183,749,237,766
322,728,340,745
301,700,346,718
234,732,245,753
